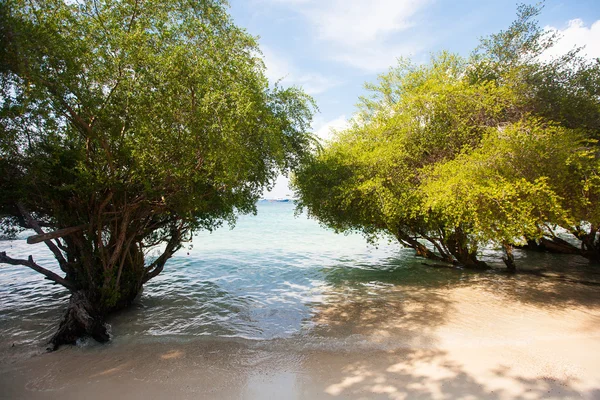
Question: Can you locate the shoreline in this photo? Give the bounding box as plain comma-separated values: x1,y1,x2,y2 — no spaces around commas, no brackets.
2,284,600,399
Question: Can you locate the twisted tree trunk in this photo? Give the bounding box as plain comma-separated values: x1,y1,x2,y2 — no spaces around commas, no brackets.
49,291,111,349
395,228,488,269
445,228,488,269
47,245,146,349
1,202,184,349
395,230,447,263
47,232,182,349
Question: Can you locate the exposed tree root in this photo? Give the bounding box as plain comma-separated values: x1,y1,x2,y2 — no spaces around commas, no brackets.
49,291,110,351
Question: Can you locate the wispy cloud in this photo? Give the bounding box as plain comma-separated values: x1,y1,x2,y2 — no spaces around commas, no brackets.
313,114,349,143
264,0,431,72
261,47,341,95
543,19,600,61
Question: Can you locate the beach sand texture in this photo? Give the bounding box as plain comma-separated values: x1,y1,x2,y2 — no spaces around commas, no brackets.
1,282,599,399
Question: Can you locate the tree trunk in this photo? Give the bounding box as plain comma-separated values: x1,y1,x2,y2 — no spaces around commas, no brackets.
445,229,488,269
47,228,183,349
520,239,543,252
519,234,600,262
1,201,186,350
395,228,488,269
579,228,600,263
49,291,110,350
48,241,148,349
502,242,517,273
538,237,580,255
49,278,143,350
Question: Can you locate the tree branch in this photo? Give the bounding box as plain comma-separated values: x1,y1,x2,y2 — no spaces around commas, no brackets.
17,203,68,271
421,232,452,261
127,0,140,34
43,80,115,173
26,225,87,245
106,205,135,269
0,252,76,290
142,228,183,284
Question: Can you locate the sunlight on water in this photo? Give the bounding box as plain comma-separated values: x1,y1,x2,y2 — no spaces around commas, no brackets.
1,201,599,356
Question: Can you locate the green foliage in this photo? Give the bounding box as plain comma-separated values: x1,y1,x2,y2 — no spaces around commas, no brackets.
0,0,315,297
422,120,600,245
293,3,600,266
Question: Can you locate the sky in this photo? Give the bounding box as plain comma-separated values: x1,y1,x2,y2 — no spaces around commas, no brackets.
225,0,600,198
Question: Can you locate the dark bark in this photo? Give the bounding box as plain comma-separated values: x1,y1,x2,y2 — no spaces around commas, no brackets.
46,227,184,349
17,203,68,272
1,206,184,349
421,233,454,263
142,231,182,284
0,251,75,290
49,251,146,349
27,224,87,244
523,239,543,251
538,237,581,254
445,229,488,269
518,237,579,254
395,228,489,269
519,234,600,262
395,231,447,263
579,226,600,262
49,291,110,350
502,242,517,273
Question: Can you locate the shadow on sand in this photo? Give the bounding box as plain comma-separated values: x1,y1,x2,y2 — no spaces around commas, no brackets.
297,259,600,399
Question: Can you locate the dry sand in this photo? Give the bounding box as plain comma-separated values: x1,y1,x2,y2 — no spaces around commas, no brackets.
1,283,600,399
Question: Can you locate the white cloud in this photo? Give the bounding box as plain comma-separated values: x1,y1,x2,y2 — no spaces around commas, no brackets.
313,114,349,143
543,19,600,61
262,47,341,95
264,0,430,72
332,43,418,72
302,0,424,46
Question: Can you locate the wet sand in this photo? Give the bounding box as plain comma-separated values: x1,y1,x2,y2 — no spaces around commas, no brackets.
2,283,600,399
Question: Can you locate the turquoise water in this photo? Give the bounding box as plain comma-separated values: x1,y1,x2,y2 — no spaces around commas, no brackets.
0,201,597,354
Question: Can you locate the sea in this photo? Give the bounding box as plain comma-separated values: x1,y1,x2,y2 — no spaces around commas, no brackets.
0,200,598,358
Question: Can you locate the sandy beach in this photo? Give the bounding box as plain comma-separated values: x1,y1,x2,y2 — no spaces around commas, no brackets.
2,282,599,400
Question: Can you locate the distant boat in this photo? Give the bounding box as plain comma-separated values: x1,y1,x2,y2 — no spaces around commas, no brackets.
259,198,294,203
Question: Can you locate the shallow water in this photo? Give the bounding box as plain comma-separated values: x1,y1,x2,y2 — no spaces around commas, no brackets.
1,201,599,357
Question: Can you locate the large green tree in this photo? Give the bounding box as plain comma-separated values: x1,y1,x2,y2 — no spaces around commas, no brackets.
0,0,315,347
293,3,600,271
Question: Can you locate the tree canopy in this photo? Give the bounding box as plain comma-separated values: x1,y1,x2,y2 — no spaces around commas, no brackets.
292,3,600,270
0,0,315,346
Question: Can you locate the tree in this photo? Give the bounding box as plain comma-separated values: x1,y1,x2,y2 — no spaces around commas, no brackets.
468,2,600,259
294,53,509,268
421,119,599,270
0,0,315,348
292,3,600,270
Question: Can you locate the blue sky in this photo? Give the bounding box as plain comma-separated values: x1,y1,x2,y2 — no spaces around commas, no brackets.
225,0,600,198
